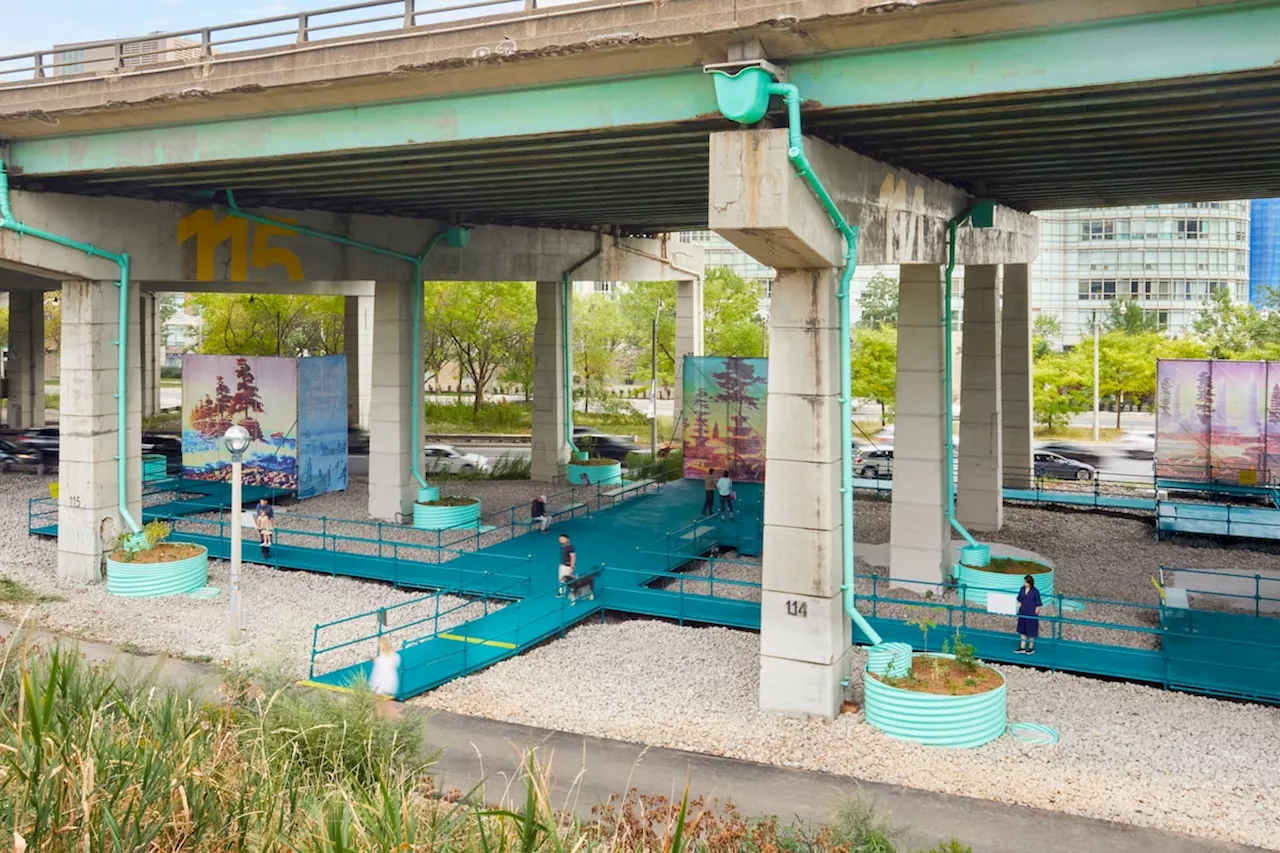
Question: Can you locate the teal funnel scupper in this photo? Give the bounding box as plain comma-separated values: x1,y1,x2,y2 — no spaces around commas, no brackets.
710,66,774,125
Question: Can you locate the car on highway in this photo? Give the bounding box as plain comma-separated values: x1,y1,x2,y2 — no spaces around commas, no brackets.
423,444,493,474
20,427,60,463
1033,450,1096,481
572,426,640,463
854,448,894,479
0,439,44,473
141,434,184,474
1038,442,1104,470
1118,430,1155,460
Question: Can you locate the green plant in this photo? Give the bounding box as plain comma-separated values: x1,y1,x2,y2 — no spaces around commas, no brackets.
0,576,62,605
964,677,978,687
950,631,978,672
143,519,172,548
905,608,945,653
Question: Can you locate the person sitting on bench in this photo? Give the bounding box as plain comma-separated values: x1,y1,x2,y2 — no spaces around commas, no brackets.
531,494,550,533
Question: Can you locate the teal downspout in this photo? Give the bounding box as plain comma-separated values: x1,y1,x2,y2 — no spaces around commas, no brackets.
709,70,883,647
944,216,988,566
0,161,144,538
224,190,455,491
560,242,601,461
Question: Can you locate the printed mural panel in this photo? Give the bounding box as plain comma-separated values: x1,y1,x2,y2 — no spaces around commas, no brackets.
297,355,349,499
681,355,767,483
182,354,299,490
1156,359,1273,486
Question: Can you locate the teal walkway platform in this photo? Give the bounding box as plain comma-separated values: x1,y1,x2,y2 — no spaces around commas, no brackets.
308,478,762,697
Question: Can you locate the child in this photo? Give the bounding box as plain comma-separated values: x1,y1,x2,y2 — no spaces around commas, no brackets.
254,506,274,560
369,637,401,697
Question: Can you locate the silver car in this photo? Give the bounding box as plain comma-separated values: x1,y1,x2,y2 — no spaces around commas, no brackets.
423,444,493,474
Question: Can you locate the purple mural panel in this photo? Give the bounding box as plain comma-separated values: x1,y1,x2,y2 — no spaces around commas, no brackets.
1208,360,1265,485
1156,359,1211,482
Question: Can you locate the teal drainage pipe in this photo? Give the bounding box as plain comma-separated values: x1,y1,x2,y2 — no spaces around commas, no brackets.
709,69,882,648
0,161,144,540
944,216,989,568
561,242,601,461
224,191,463,492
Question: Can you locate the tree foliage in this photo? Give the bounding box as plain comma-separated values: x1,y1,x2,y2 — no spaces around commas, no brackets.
1031,314,1061,360
1105,298,1162,335
857,273,898,330
429,281,535,414
573,293,629,414
850,327,897,425
194,293,344,357
704,268,766,358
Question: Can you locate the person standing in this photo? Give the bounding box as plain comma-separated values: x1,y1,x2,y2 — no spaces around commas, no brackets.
702,468,717,516
368,637,402,719
716,470,735,520
531,494,550,533
557,534,576,595
1016,574,1043,654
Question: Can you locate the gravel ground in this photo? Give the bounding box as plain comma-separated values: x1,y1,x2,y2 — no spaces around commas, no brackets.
0,474,543,674
416,619,1280,851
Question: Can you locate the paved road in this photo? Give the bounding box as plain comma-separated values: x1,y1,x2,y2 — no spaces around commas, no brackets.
0,620,1255,853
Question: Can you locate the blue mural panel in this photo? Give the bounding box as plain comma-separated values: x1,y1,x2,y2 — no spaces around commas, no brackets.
297,355,349,499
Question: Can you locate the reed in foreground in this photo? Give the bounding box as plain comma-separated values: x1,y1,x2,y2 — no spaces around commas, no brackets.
0,638,970,852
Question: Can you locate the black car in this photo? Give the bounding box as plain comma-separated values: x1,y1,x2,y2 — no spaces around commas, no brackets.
20,427,60,463
1034,451,1096,481
572,426,639,463
1038,442,1104,470
0,439,44,473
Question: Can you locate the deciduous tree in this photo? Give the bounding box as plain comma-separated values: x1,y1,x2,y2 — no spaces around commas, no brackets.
850,327,897,425
857,273,898,330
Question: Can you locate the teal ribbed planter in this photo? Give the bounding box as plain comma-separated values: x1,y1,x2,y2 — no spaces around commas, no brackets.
106,546,209,598
413,498,481,531
956,561,1054,607
567,460,622,485
142,454,167,483
864,656,1007,748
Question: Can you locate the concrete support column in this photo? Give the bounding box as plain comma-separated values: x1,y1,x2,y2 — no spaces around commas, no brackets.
138,292,162,418
759,268,850,718
345,295,373,431
7,290,46,429
1002,264,1034,488
531,280,569,483
890,264,949,588
956,265,1003,532
368,281,420,521
57,281,142,582
673,278,705,422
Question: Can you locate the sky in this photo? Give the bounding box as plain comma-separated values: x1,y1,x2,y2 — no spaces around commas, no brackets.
0,0,548,58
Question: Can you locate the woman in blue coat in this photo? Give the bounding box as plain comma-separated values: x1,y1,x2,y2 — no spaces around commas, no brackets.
1016,574,1043,655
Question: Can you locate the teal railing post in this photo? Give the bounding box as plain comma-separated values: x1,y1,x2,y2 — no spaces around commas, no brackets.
1256,574,1262,617
309,624,319,679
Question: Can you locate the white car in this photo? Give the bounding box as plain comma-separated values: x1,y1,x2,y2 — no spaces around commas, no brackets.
423,444,493,474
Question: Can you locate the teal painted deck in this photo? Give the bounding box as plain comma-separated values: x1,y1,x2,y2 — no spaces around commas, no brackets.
311,479,764,696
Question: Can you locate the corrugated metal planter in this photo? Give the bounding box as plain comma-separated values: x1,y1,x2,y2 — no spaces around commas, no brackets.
956,561,1054,607
142,454,168,482
864,655,1007,748
107,546,209,598
413,498,481,531
567,460,622,485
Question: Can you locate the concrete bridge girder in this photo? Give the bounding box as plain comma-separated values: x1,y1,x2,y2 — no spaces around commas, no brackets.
709,128,1039,269
0,190,703,287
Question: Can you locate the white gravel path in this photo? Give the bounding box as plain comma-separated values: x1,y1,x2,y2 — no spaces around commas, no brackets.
416,619,1280,851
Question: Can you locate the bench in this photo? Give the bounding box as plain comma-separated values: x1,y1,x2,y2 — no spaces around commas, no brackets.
600,479,655,502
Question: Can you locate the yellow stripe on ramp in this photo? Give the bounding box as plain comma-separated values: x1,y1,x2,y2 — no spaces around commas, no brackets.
298,679,357,695
439,633,517,650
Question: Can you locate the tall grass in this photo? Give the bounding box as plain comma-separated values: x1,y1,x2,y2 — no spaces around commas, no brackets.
0,638,972,852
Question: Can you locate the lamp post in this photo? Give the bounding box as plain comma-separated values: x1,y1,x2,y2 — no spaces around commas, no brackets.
223,424,251,644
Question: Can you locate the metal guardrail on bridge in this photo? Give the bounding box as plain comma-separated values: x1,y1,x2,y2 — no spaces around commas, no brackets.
0,0,653,84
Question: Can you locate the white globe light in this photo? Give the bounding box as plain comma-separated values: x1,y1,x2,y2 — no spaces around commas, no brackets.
224,424,252,456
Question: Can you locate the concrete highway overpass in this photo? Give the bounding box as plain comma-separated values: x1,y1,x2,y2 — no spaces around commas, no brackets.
1,0,1275,716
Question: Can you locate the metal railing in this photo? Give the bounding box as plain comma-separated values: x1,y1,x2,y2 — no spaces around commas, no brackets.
309,569,530,678
0,0,651,84
1159,565,1280,617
